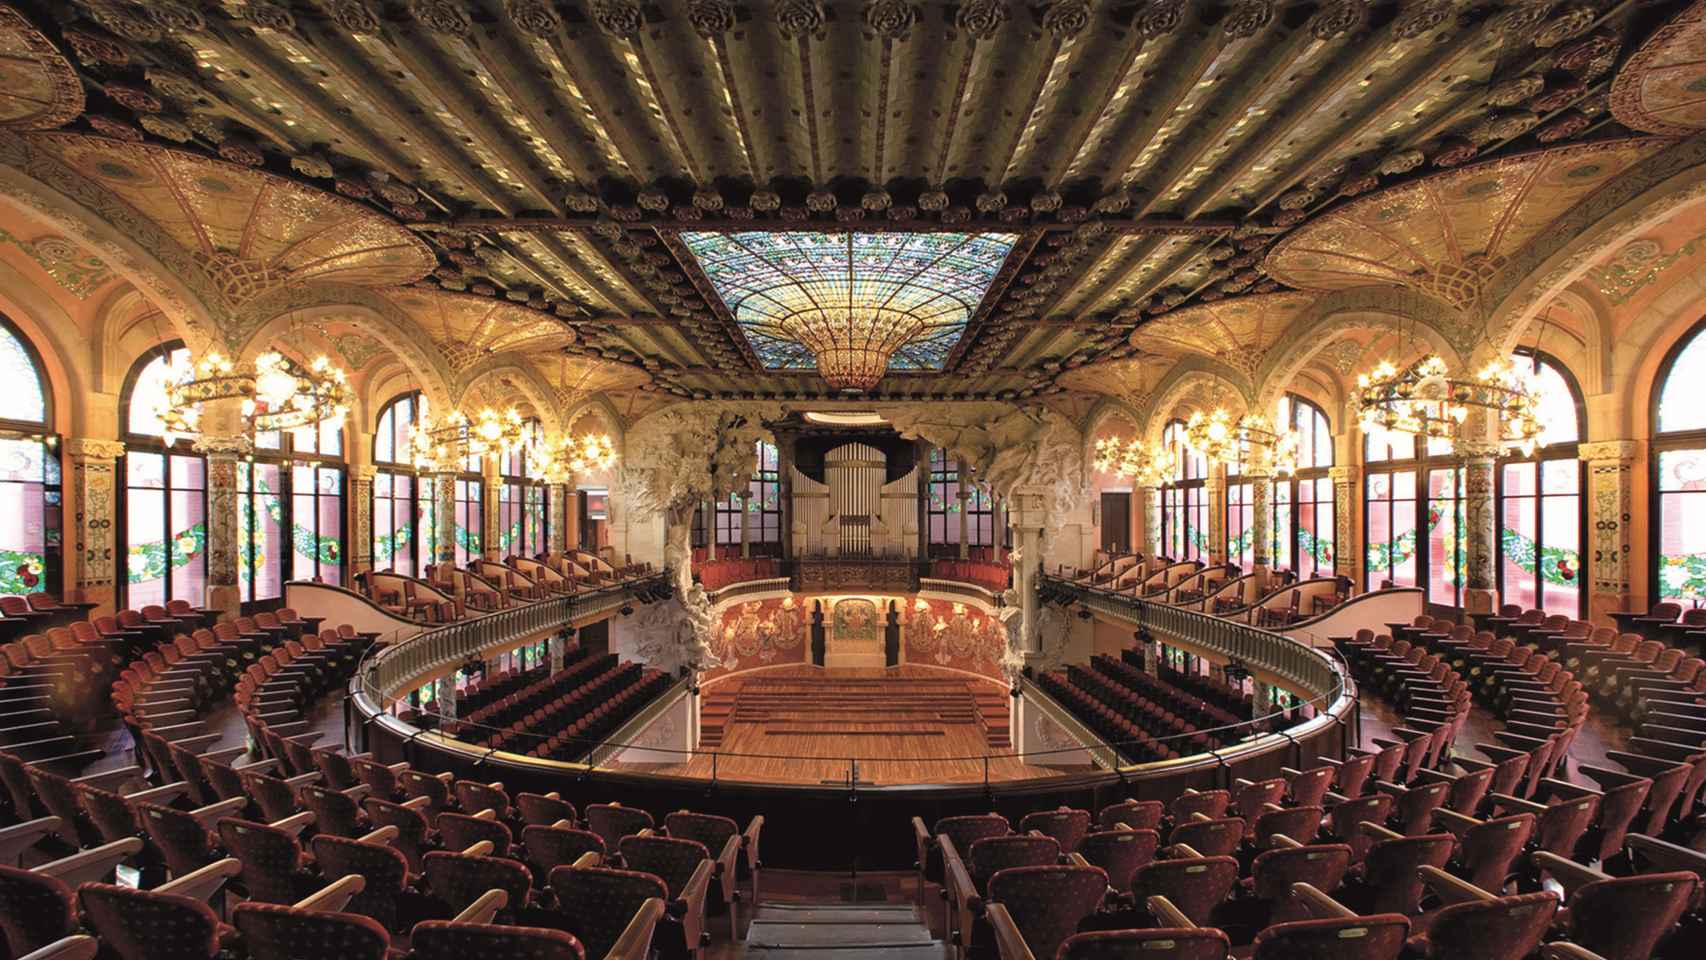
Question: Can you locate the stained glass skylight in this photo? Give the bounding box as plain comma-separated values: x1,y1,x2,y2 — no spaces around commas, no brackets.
680,231,1019,375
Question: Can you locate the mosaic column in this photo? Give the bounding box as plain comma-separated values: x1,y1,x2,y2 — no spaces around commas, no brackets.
481,454,501,560
194,431,253,620
1578,440,1638,622
1329,464,1360,587
548,483,568,554
1139,485,1161,557
350,466,375,579
739,490,752,559
432,471,457,565
1006,485,1048,654
64,438,125,614
1249,470,1273,586
1461,440,1500,615
957,488,970,559
1206,467,1227,566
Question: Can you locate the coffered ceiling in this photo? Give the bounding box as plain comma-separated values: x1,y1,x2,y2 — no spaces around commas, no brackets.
2,0,1693,408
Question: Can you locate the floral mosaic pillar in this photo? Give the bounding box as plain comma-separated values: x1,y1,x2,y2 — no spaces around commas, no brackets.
1462,442,1499,615
548,483,568,554
481,454,501,560
1578,440,1638,621
432,472,457,565
65,438,125,614
739,490,752,559
195,432,253,619
1139,485,1161,557
1330,464,1360,587
1249,469,1273,586
1206,469,1227,565
1007,484,1049,655
350,466,375,579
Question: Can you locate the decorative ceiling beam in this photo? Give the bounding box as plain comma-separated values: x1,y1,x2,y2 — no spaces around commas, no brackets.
458,25,615,188
443,215,1231,235
1081,31,1231,189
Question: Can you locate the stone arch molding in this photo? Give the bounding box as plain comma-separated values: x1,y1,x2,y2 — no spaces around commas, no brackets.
1137,358,1253,444
1482,133,1706,365
1080,396,1146,458
1251,286,1471,415
230,282,455,410
562,394,629,449
0,129,221,352
453,358,566,436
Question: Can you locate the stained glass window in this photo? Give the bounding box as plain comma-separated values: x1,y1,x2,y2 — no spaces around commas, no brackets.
1498,353,1581,615
0,322,46,426
0,437,58,595
1226,481,1253,568
455,478,482,565
716,441,783,555
680,230,1018,371
1426,468,1465,606
1657,323,1706,600
1659,323,1706,434
124,451,206,606
127,346,192,438
237,462,283,603
1365,469,1418,589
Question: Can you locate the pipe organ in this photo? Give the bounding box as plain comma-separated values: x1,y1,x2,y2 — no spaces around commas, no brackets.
792,442,918,558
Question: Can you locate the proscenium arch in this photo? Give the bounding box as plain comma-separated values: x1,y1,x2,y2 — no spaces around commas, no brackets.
1250,286,1469,415
1480,133,1706,364
453,358,567,437
229,283,455,411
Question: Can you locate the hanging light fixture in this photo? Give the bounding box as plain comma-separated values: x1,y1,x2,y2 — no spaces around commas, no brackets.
249,352,353,434
533,432,617,482
468,407,529,457
777,306,925,392
1092,436,1173,485
159,350,258,444
1183,409,1301,475
1354,354,1544,456
409,409,472,469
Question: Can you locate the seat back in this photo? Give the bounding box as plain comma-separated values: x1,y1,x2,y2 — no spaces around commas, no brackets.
453,780,510,819
399,769,452,819
363,798,430,873
1077,828,1159,894
0,864,76,955
78,784,144,844
1328,794,1394,863
231,902,389,960
1588,778,1652,862
518,792,576,827
1168,817,1244,858
422,851,532,916
1564,871,1699,960
548,865,667,959
1456,813,1534,892
585,803,656,852
618,834,708,898
1133,856,1240,924
664,810,739,859
1250,915,1409,960
1233,779,1287,819
410,920,586,960
1255,805,1324,848
302,786,365,839
977,864,1105,952
1097,799,1163,831
967,834,1060,892
217,817,306,905
438,811,513,858
242,770,302,824
1531,794,1598,857
135,801,215,876
1059,928,1231,960
78,882,220,960
1358,833,1455,915
1018,807,1091,854
1250,844,1352,924
1170,790,1231,822
1422,891,1558,960
522,824,606,877
310,834,409,933
1286,767,1335,808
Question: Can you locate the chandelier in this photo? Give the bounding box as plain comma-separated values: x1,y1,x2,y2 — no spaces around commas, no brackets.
1184,409,1300,476
159,351,257,444
1355,355,1543,456
531,432,618,482
777,307,926,392
409,410,473,469
1092,436,1173,485
468,407,529,457
249,353,353,434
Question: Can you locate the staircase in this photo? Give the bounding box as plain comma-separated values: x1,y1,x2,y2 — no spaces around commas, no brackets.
972,687,1012,750
699,671,1014,752
744,902,947,959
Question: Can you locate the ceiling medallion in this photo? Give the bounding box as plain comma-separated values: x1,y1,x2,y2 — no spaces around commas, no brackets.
593,0,644,37
507,0,563,36
1309,0,1367,41
325,0,382,35
865,0,915,39
409,0,472,37
776,0,825,38
1223,0,1274,39
1355,355,1544,456
1043,0,1093,41
688,0,737,37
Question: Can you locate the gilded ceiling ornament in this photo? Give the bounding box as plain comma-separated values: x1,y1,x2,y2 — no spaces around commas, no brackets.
1271,208,1305,227
506,0,562,36
688,0,737,36
564,188,600,213
1339,172,1377,195
1392,0,1454,40
105,84,162,114
1536,110,1589,142
86,115,143,141
218,137,265,166
1490,1,1553,37
335,177,373,199
805,189,837,211
1376,148,1425,175
139,114,193,142
1533,3,1596,47
1486,74,1544,107
1030,190,1062,212
1468,109,1538,142
918,187,949,210
1043,0,1092,40
975,190,1006,212
749,189,782,211
1138,0,1183,40
861,189,892,210
1091,192,1129,213
409,0,473,37
941,206,971,224
955,0,1009,39
776,0,825,38
290,153,335,178
1309,0,1367,40
62,28,129,65
1576,49,1615,81
593,0,644,37
885,204,913,220
1276,187,1316,210
1323,339,1364,374
88,3,162,43
1432,136,1476,167
145,69,203,104
324,0,383,34
147,1,207,33
377,180,419,205
692,188,725,211
1223,0,1273,39
1531,79,1585,112
865,0,916,39
245,2,297,30
637,188,669,211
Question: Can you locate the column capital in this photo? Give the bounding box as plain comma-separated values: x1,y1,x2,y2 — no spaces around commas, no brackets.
1328,464,1359,483
193,433,253,457
353,465,378,482
1578,439,1639,462
64,438,126,460
1455,439,1502,461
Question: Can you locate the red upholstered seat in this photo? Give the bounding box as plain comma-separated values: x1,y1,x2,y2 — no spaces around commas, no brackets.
1251,914,1409,960
522,825,606,879
617,834,709,899
1555,871,1699,960
1168,817,1244,858
411,920,586,960
1133,856,1240,925
0,864,77,955
986,863,1109,960
439,811,515,857
1404,890,1558,960
423,851,532,918
1247,843,1353,926
1170,790,1231,823
310,834,411,933
1336,833,1455,917
231,901,389,960
78,882,222,960
1019,807,1091,854
1097,799,1163,832
218,817,315,905
585,803,656,855
1059,927,1231,960
454,780,511,820
1077,828,1159,893
548,864,668,960
517,792,576,827
967,834,1060,893
364,798,432,873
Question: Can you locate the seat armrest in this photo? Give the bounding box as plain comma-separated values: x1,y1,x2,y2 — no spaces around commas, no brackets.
606,897,666,960
155,857,242,902
70,766,147,792
681,856,713,920
269,810,316,837
1577,764,1642,790
123,781,190,805
940,835,978,914
0,817,64,862
295,874,366,914
985,902,1036,960
189,796,249,828
35,838,145,886
1290,881,1357,919
1418,865,1495,904
16,934,100,960
1355,821,1404,842
1486,793,1547,815
357,825,399,846
1531,851,1611,896
1145,894,1198,928
1543,944,1612,960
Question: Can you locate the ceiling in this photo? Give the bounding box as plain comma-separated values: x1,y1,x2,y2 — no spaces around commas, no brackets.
1,0,1697,411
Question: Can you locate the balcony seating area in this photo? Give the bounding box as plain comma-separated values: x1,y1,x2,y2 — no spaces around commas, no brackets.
441,652,673,763
1035,655,1267,764
1,604,751,960
929,558,1011,592
693,546,781,591
360,554,656,624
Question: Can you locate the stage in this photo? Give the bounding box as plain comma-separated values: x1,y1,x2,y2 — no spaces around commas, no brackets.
606,665,1083,785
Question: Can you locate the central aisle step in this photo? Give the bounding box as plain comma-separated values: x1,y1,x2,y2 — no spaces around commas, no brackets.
744,903,946,958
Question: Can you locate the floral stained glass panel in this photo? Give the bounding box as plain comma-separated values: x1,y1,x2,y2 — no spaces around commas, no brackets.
0,438,48,593
680,230,1018,370
1658,448,1706,599
1659,328,1706,433
0,326,45,424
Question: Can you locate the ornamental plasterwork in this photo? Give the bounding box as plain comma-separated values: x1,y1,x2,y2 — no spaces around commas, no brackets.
1265,140,1670,313
1320,339,1365,375
1610,0,1706,136
0,4,84,130
1577,440,1640,462
1583,234,1706,306
0,227,112,297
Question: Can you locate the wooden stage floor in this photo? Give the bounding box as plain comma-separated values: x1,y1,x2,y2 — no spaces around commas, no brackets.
605,665,1080,786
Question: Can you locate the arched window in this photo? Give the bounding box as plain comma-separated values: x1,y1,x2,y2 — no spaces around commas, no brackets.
1654,321,1706,601
498,418,548,558
371,392,438,576
121,344,207,606
927,446,994,557
1498,352,1583,616
0,316,60,597
1364,383,1461,602
1160,419,1207,562
1272,394,1336,580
